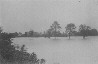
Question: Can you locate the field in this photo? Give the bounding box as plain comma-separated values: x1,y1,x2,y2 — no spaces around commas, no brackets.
13,36,98,64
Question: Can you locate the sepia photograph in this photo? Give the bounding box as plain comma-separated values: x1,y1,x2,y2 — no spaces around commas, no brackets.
0,0,98,64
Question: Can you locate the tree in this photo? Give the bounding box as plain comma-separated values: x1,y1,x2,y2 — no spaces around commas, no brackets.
46,28,53,38
0,32,15,62
90,29,98,36
79,24,90,39
30,52,38,63
65,23,76,39
0,28,45,64
40,59,45,64
29,30,34,37
17,45,27,63
50,21,61,39
18,32,23,37
0,27,2,33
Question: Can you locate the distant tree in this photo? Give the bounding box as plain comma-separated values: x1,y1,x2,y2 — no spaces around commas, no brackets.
43,31,46,38
79,24,91,39
89,29,98,36
86,26,91,36
24,32,28,37
18,32,23,37
65,23,76,39
29,30,34,37
9,32,19,38
50,21,61,39
46,28,53,38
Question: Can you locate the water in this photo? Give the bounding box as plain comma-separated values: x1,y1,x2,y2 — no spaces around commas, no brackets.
13,36,98,64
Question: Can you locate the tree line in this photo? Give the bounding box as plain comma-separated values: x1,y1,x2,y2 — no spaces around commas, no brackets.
45,21,98,39
0,28,45,64
8,21,98,39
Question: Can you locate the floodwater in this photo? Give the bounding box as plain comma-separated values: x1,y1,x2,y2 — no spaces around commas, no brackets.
13,36,98,64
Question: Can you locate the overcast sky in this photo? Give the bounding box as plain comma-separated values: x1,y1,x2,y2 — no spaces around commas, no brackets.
0,0,98,33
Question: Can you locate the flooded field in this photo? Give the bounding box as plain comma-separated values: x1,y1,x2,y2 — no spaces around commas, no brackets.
13,36,98,64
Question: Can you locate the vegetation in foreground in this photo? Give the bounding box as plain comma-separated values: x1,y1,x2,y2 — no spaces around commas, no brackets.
0,28,45,64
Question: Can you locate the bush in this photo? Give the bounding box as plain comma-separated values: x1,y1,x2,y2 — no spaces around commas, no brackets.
0,32,46,64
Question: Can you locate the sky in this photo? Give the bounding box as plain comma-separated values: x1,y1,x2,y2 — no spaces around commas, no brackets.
0,0,98,33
